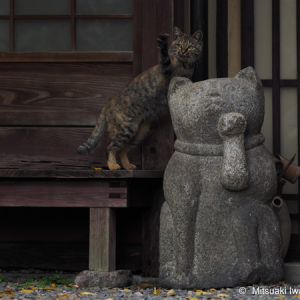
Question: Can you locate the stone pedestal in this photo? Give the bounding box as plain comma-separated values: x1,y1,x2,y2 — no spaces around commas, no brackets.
159,67,284,289
74,270,133,288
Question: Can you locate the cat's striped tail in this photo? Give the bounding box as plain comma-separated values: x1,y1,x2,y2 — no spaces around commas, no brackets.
77,108,107,155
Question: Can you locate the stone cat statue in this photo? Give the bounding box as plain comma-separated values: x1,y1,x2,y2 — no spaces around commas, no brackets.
160,67,284,289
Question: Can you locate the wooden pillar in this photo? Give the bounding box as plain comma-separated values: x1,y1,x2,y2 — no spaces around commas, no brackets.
89,208,116,272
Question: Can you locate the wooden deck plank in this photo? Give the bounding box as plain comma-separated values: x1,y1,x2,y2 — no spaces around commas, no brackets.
0,180,127,207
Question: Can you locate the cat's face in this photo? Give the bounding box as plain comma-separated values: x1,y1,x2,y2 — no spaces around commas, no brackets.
169,27,203,64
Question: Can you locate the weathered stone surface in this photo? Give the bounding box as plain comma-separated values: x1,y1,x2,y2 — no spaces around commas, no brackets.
160,67,285,289
74,270,133,288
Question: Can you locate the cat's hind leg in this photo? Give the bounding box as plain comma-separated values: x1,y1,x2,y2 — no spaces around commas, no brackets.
119,146,136,170
119,121,150,170
107,150,121,170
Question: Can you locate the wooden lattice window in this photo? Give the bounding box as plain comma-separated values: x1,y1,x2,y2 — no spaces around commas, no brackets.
241,0,300,260
0,0,134,62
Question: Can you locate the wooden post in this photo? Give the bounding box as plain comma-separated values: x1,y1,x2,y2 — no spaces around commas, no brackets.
89,208,116,272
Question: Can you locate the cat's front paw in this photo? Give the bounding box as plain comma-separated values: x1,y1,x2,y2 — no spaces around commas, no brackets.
157,34,169,53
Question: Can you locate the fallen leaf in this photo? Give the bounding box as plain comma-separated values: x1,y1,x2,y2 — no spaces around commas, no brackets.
217,293,229,298
50,283,56,287
94,167,103,170
69,284,79,288
28,286,40,290
19,290,34,293
0,290,15,296
210,288,217,291
123,288,132,292
44,287,62,291
185,297,199,300
154,287,161,295
167,289,176,296
134,292,144,296
78,291,98,295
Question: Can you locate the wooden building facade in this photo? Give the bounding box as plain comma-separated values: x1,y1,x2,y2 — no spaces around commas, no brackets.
0,0,300,275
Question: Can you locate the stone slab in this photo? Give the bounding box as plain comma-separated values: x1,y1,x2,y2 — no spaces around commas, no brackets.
74,270,133,288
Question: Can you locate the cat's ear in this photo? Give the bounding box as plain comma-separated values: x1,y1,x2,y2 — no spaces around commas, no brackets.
168,77,192,96
174,27,183,40
192,30,203,43
235,67,262,88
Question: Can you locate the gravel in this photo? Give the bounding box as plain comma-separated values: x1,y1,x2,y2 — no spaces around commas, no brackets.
0,269,299,299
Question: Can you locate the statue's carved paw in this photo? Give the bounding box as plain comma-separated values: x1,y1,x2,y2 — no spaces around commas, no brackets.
218,112,247,137
231,262,262,286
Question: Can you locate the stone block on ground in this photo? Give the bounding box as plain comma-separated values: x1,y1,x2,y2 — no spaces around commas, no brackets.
74,270,133,288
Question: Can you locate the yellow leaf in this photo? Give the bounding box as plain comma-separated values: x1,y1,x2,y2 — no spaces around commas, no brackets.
78,291,98,295
0,290,15,296
51,283,56,287
217,293,229,298
167,289,176,296
210,288,217,291
293,295,300,298
154,287,161,295
123,288,132,291
20,289,34,293
28,286,40,290
44,287,61,291
69,284,79,288
202,292,212,295
196,289,204,292
185,297,199,300
94,167,103,170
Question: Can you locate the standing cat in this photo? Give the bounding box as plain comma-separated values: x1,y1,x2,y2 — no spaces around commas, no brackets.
77,27,203,170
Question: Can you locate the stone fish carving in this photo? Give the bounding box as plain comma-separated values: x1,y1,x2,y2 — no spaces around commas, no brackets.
160,67,284,289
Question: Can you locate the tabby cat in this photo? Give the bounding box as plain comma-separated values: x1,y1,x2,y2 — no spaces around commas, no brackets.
77,27,203,170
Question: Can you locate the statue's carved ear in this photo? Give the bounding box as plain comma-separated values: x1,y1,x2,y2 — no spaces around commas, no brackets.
168,77,192,96
235,67,262,88
174,27,183,40
192,30,203,43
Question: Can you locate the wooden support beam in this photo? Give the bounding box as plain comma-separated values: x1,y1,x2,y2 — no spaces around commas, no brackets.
89,208,116,272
